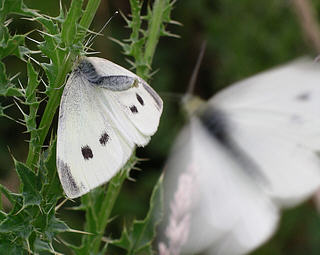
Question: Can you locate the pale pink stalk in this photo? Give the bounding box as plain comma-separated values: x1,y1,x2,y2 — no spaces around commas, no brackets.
159,165,195,255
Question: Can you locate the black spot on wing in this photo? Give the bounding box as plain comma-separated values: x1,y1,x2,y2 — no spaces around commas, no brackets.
136,93,144,106
58,159,80,196
130,105,138,114
99,132,109,145
296,92,310,101
81,145,93,160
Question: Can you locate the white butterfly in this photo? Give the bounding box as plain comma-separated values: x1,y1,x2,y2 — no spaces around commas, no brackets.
57,57,163,198
163,59,320,255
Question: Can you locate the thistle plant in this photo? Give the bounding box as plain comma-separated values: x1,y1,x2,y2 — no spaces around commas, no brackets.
0,0,178,254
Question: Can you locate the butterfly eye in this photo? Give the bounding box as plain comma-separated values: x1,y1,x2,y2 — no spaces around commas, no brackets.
99,132,110,145
132,79,139,88
81,145,93,160
136,93,144,106
129,105,138,114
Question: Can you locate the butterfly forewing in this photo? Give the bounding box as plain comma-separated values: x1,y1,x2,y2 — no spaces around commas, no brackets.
207,59,320,205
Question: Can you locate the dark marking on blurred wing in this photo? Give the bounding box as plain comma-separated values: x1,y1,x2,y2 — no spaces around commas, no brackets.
199,107,269,186
296,92,310,101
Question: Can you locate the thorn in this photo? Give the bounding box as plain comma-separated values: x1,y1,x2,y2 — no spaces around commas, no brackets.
26,36,41,45
126,170,136,182
149,68,160,78
13,99,27,117
136,157,150,162
68,228,94,235
4,18,13,26
17,79,26,94
132,166,142,171
101,236,112,243
9,72,21,82
108,36,125,47
26,55,41,66
170,20,183,26
40,77,49,89
55,198,68,211
85,51,101,56
36,29,56,37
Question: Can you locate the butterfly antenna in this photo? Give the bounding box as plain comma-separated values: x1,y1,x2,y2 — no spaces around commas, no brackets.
186,41,207,97
84,11,119,49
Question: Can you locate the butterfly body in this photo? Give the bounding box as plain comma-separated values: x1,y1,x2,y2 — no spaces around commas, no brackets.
57,57,163,198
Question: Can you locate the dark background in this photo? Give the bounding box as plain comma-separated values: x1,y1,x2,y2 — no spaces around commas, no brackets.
2,0,320,254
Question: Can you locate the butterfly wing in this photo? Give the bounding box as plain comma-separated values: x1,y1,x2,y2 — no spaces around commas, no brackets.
164,117,279,255
57,57,162,198
88,57,163,145
208,59,320,206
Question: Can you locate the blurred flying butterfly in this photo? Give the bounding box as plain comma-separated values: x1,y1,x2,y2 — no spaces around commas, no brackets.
57,57,163,198
162,50,320,255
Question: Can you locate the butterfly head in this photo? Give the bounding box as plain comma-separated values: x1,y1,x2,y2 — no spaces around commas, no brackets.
181,94,206,119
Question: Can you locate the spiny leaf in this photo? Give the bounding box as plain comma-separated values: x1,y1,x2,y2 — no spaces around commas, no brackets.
114,0,178,80
46,212,69,237
14,160,41,207
0,62,23,97
0,34,26,59
0,0,38,20
0,242,24,255
40,138,63,200
25,61,39,102
24,62,41,168
0,210,32,235
61,0,84,46
0,184,23,208
111,174,164,254
33,238,53,253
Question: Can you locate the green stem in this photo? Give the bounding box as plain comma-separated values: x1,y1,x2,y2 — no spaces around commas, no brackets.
93,168,128,252
25,0,101,168
81,157,136,254
143,0,165,71
80,0,101,29
26,58,72,167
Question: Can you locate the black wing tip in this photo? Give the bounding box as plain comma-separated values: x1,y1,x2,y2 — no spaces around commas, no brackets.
57,158,83,198
142,82,163,111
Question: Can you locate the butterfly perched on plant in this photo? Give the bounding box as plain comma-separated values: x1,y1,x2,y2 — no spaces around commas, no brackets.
57,57,163,198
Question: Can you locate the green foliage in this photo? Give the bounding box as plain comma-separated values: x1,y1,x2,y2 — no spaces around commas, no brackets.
0,0,174,254
111,0,179,80
0,139,67,254
111,174,163,255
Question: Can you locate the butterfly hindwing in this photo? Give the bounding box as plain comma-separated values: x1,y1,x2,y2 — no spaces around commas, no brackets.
164,117,279,255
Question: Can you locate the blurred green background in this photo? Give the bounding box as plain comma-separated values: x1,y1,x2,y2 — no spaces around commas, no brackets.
2,0,320,254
